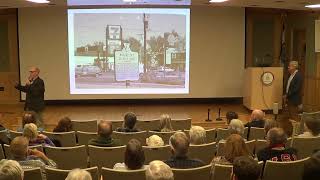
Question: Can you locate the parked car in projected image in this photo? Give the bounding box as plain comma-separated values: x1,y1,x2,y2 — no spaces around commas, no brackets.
75,65,102,77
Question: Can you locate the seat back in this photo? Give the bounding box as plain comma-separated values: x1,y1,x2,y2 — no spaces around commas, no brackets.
299,111,320,135
88,145,126,169
248,127,265,140
246,140,256,155
44,145,87,170
136,120,160,131
292,137,320,159
216,128,230,142
0,129,9,144
9,130,22,139
112,131,148,145
206,128,216,143
262,158,309,180
243,127,249,139
4,144,43,159
255,140,268,155
77,131,98,146
172,164,211,180
217,140,255,156
101,167,146,180
42,131,77,147
71,119,97,132
24,168,42,180
46,166,99,180
143,145,171,164
171,118,192,131
148,131,176,145
211,163,233,180
189,142,217,164
0,144,5,160
109,120,123,131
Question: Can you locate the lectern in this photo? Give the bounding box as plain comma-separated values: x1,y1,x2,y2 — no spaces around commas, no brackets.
243,67,283,110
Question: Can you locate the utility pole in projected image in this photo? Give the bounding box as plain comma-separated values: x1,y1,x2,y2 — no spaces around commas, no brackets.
143,13,147,73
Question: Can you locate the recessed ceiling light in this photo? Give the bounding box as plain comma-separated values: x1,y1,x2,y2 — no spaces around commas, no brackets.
209,0,229,3
26,0,50,3
305,4,320,8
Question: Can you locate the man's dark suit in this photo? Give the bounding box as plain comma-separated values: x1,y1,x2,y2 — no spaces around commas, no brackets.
286,71,303,106
15,77,45,112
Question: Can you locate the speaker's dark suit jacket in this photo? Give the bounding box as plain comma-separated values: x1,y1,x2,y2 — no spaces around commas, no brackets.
286,71,303,106
15,77,45,112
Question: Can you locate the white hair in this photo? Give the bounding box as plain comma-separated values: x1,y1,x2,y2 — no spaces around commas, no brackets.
65,169,92,180
289,61,299,69
146,160,174,180
0,159,24,180
189,126,206,145
146,135,165,147
228,119,245,136
23,123,38,139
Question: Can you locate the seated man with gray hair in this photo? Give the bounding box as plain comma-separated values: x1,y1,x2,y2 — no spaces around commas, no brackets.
89,120,121,147
0,159,24,180
257,128,297,162
189,126,206,145
165,132,204,169
65,168,92,180
245,109,265,128
146,160,174,180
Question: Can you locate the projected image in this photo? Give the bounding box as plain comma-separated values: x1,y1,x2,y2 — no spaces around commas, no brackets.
68,9,190,94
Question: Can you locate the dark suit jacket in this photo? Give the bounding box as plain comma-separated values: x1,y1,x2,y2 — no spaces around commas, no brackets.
286,71,303,106
15,77,45,112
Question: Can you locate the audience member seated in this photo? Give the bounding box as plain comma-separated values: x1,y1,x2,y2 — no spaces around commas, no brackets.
53,117,72,132
232,156,261,180
65,168,92,180
146,135,165,147
278,116,294,137
245,109,265,128
226,111,239,125
189,126,206,145
89,120,121,147
0,159,24,180
23,123,55,147
303,151,320,180
17,111,43,132
116,112,139,132
299,117,320,137
10,136,56,179
165,132,204,169
257,128,297,162
113,139,146,170
159,114,174,132
228,119,245,137
212,134,250,165
146,160,174,180
264,119,278,135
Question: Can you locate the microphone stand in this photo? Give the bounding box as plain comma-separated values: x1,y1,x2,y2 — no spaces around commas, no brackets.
216,108,223,121
205,109,212,122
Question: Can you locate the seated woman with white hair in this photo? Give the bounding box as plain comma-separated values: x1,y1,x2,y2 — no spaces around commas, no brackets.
65,168,92,180
146,160,174,180
0,159,24,180
228,119,245,137
23,123,55,147
189,126,206,145
146,135,165,147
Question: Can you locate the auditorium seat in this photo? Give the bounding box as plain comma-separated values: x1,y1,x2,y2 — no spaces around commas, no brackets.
143,145,171,164
45,166,99,180
171,118,192,131
217,140,255,156
243,127,249,139
248,127,265,140
0,144,5,160
101,167,146,180
189,142,217,164
3,144,43,159
9,130,22,139
109,120,123,131
112,131,148,145
76,131,98,146
44,145,87,170
136,119,160,131
23,167,42,180
42,131,77,147
0,129,9,144
262,158,309,180
148,131,176,145
88,145,126,169
172,164,211,180
71,119,98,132
216,128,230,142
184,128,216,143
291,136,320,159
255,140,268,155
211,163,233,180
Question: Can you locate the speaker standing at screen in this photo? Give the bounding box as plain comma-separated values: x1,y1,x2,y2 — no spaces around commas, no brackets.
284,61,303,121
15,67,45,127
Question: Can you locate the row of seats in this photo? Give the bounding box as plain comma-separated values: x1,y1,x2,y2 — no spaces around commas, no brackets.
20,157,310,180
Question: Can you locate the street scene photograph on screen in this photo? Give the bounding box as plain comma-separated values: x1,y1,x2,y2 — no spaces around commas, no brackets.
68,8,190,94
